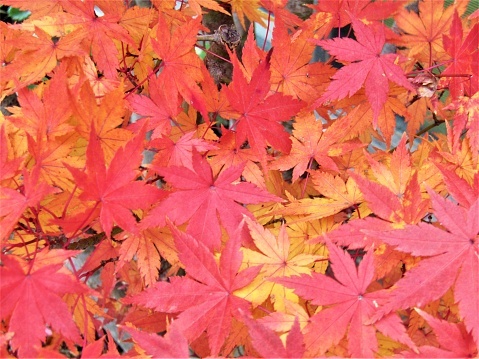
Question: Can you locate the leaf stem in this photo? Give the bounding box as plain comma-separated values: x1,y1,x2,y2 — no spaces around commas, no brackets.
262,11,272,51
195,43,232,64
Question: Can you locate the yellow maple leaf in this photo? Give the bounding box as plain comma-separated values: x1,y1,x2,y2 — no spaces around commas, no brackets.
235,217,323,311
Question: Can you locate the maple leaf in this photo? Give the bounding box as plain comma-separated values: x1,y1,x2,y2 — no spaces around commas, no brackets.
200,64,233,119
223,49,305,157
207,129,266,189
151,14,208,117
0,1,62,20
0,125,23,182
123,323,189,358
59,0,136,79
243,315,305,358
270,16,334,105
142,150,282,251
119,6,158,45
261,0,303,29
80,332,120,358
71,82,133,160
6,64,74,139
335,85,410,148
400,309,477,358
258,297,310,334
313,16,414,124
0,252,88,358
26,131,78,191
66,125,164,237
363,188,479,345
435,163,479,209
441,12,479,98
271,172,362,225
187,0,230,17
310,0,404,30
395,0,461,64
236,217,322,311
0,165,55,241
79,240,119,280
126,223,262,356
272,112,365,182
119,227,179,287
222,0,268,28
127,73,183,140
320,216,393,253
1,25,86,91
273,239,416,357
148,131,217,169
349,135,430,224
0,22,17,93
444,92,479,156
3,0,479,356
237,25,267,81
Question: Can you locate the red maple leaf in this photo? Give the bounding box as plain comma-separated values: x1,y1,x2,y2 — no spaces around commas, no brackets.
435,163,479,209
122,323,189,358
273,239,416,357
148,131,218,169
364,188,479,345
313,15,414,124
79,332,120,358
441,11,479,98
207,129,266,188
142,150,282,251
222,50,305,157
127,73,183,139
310,0,404,29
243,315,305,358
0,252,88,358
0,165,55,241
66,125,164,237
400,309,477,358
126,223,262,357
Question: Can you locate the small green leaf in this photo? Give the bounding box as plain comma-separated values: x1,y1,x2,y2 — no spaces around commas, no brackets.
7,7,31,22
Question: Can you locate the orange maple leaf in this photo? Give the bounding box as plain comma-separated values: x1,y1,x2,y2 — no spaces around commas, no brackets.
270,17,333,105
151,14,208,117
1,25,86,91
59,0,136,79
272,112,364,182
395,0,466,65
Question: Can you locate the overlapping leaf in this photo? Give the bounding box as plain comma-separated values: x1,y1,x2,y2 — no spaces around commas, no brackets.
314,16,414,124
364,188,479,345
237,217,322,311
142,150,282,251
0,252,88,358
66,125,164,237
223,50,304,157
273,240,416,357
127,224,262,357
